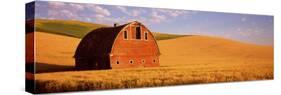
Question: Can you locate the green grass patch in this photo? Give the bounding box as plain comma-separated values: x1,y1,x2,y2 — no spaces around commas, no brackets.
35,19,106,38
34,19,186,40
152,32,186,40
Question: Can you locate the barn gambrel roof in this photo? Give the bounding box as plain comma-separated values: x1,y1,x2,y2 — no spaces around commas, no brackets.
74,23,128,58
74,21,160,58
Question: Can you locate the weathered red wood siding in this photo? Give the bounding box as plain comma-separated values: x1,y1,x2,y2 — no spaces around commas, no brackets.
110,22,160,69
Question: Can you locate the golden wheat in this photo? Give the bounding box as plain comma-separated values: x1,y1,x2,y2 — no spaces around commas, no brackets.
32,32,273,93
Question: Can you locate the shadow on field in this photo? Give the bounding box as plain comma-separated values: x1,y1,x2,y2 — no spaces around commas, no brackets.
34,62,75,73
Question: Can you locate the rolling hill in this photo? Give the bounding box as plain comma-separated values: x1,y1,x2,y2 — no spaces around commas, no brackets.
33,19,186,40
158,35,273,66
34,19,106,38
26,19,273,93
28,31,273,72
31,32,273,93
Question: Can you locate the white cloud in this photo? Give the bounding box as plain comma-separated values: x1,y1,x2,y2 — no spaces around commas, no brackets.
47,2,81,20
171,10,187,17
85,4,111,17
157,9,187,17
61,10,71,15
85,17,92,22
47,9,78,20
107,17,126,23
69,3,84,11
132,10,141,17
93,6,111,16
241,17,247,22
150,11,166,23
44,2,113,23
238,28,262,37
95,16,128,25
48,1,65,8
116,6,128,14
95,14,105,19
61,10,77,19
127,17,149,25
48,10,58,17
116,6,142,17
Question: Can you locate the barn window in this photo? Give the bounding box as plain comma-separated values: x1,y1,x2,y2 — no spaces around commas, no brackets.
153,59,156,63
144,32,148,40
124,31,128,39
136,26,141,39
129,60,134,64
141,59,145,64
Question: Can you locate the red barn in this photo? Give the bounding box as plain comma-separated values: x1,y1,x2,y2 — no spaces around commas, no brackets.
74,21,160,70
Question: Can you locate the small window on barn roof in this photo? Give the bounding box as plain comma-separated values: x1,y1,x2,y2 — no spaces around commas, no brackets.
136,26,141,39
153,59,156,63
124,31,128,39
144,32,148,40
129,60,134,64
141,59,145,64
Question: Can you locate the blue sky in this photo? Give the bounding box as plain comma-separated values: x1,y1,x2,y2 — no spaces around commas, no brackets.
32,1,273,45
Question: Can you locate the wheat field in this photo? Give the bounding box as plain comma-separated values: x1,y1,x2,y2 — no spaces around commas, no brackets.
29,32,273,93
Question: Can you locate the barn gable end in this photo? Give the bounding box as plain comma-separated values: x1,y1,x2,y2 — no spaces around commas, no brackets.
74,21,160,70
